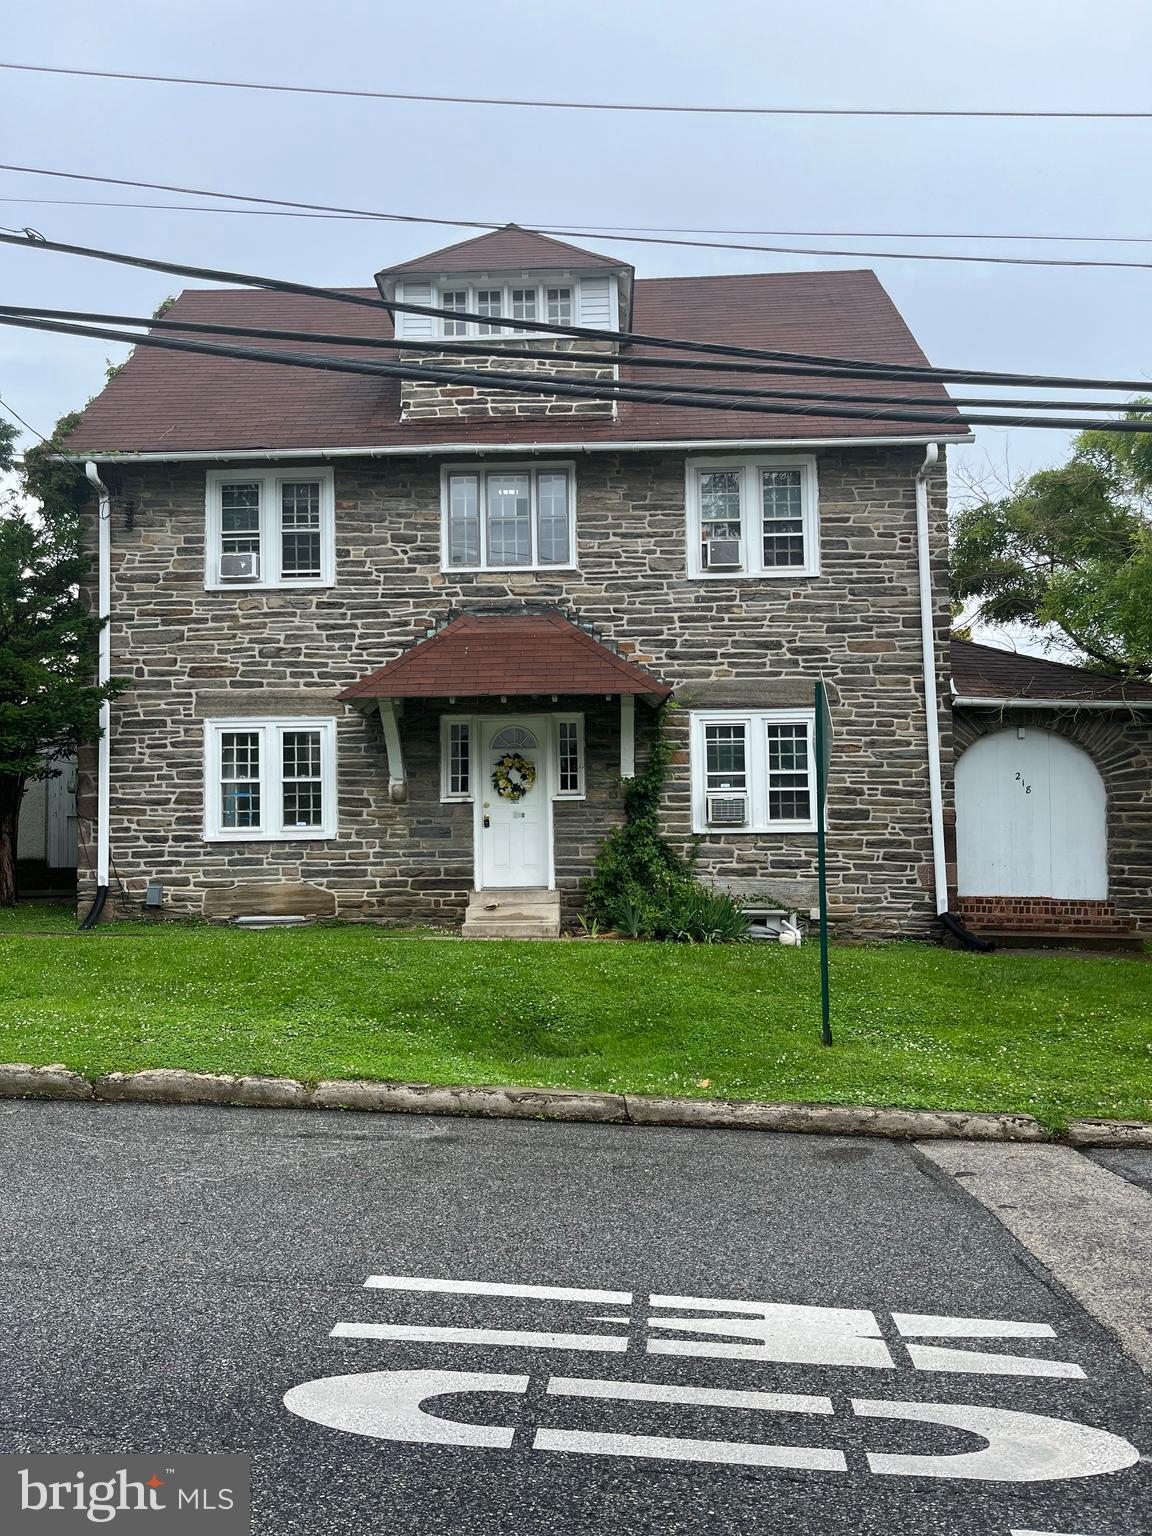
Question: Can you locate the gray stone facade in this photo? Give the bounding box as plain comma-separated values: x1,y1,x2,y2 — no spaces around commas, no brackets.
400,339,617,421
78,446,952,936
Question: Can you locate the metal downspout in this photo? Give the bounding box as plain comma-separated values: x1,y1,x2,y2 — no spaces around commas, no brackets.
79,460,111,926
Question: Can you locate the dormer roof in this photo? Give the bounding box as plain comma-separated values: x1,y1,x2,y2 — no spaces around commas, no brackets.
375,224,630,280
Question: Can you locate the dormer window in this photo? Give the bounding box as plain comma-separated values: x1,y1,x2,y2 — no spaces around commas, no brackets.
476,288,504,336
546,287,573,326
418,280,589,340
442,290,469,337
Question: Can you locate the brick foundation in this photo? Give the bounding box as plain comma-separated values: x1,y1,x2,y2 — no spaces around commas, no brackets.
957,896,1135,935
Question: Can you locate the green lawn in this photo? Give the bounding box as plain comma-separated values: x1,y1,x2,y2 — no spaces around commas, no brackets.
0,905,1148,1129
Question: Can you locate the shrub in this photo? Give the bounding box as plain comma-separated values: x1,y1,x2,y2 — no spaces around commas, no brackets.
584,707,748,943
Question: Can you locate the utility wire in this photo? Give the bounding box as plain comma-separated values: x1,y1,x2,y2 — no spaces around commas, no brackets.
0,165,1149,272
2,195,1149,246
3,60,1150,119
2,227,1151,393
4,304,1142,415
5,310,1151,433
0,395,49,442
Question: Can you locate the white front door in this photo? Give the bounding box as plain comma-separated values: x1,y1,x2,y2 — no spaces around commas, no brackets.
477,719,551,889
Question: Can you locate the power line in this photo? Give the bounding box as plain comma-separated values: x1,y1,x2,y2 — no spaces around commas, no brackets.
3,60,1151,119
0,395,48,442
2,195,1149,247
5,310,1151,433
3,304,1142,415
3,224,1151,394
1,165,1150,272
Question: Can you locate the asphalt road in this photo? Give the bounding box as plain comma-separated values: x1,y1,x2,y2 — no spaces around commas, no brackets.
0,1099,1148,1536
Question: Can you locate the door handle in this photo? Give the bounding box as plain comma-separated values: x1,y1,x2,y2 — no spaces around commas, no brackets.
483,816,491,829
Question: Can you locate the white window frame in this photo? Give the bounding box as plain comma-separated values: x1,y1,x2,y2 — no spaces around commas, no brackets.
203,717,338,841
440,461,577,572
685,454,819,580
553,714,585,800
690,709,817,834
440,716,473,802
205,467,335,590
438,713,585,803
431,280,576,340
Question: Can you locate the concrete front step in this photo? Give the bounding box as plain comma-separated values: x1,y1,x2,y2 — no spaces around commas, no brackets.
463,888,561,939
970,928,1146,954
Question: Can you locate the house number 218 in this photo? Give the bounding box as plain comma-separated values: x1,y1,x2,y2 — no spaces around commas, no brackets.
1014,772,1032,795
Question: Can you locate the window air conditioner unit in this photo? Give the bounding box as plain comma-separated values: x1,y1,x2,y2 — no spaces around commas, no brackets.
220,551,260,581
705,537,742,569
707,793,748,827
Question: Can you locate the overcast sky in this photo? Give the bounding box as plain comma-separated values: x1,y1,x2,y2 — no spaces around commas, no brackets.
2,0,1150,576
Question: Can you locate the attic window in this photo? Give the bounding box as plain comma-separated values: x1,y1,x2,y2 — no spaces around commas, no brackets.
431,282,577,339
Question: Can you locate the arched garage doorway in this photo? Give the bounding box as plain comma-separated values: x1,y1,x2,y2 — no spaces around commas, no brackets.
956,728,1107,899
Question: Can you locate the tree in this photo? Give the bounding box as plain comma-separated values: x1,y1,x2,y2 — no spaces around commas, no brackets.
0,416,121,905
950,403,1152,678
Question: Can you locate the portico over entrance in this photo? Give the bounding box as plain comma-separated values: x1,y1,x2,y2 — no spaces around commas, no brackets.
338,611,670,899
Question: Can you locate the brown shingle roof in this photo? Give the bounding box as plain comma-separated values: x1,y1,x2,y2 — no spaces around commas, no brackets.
62,268,967,455
951,639,1152,703
376,225,627,277
338,612,671,702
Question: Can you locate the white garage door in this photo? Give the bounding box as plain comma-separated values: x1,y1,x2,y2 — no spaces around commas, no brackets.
956,728,1107,899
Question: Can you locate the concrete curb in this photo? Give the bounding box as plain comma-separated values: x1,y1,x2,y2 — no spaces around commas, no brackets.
1,1062,1149,1146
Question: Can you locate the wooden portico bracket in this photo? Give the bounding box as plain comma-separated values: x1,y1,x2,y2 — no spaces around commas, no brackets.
376,699,408,804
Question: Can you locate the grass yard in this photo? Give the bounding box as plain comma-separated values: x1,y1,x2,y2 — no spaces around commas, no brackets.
1,904,1149,1129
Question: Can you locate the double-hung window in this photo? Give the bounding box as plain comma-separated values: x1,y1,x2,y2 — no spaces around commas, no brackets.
206,468,334,588
690,710,817,832
686,455,819,578
204,718,337,840
442,463,576,571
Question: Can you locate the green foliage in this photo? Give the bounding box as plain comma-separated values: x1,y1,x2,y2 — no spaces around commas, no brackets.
584,708,748,942
950,403,1152,677
0,908,1149,1127
0,413,123,902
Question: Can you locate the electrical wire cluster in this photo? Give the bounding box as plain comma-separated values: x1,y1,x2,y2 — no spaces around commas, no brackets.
1,228,1149,436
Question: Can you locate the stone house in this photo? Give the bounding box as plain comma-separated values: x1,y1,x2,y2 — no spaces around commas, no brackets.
62,226,976,937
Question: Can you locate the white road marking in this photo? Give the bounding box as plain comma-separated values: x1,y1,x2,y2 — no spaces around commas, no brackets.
284,1368,1142,1484
330,1323,628,1352
537,1376,842,1470
283,1368,528,1448
364,1274,631,1304
855,1398,1140,1482
893,1313,1056,1339
646,1299,893,1368
905,1343,1085,1379
1010,1529,1097,1534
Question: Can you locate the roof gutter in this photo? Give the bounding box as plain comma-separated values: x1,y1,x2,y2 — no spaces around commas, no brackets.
952,694,1152,711
62,433,975,465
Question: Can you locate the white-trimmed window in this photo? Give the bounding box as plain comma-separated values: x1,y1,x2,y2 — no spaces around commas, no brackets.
441,463,576,571
690,710,816,833
431,281,575,338
206,468,335,589
686,455,819,579
439,714,584,801
204,718,337,840
441,718,472,801
554,715,585,798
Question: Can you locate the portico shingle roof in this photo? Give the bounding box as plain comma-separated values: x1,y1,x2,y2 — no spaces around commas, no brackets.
338,612,671,702
951,639,1152,703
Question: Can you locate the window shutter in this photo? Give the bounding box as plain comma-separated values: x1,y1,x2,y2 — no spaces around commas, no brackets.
395,281,435,340
576,275,612,328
